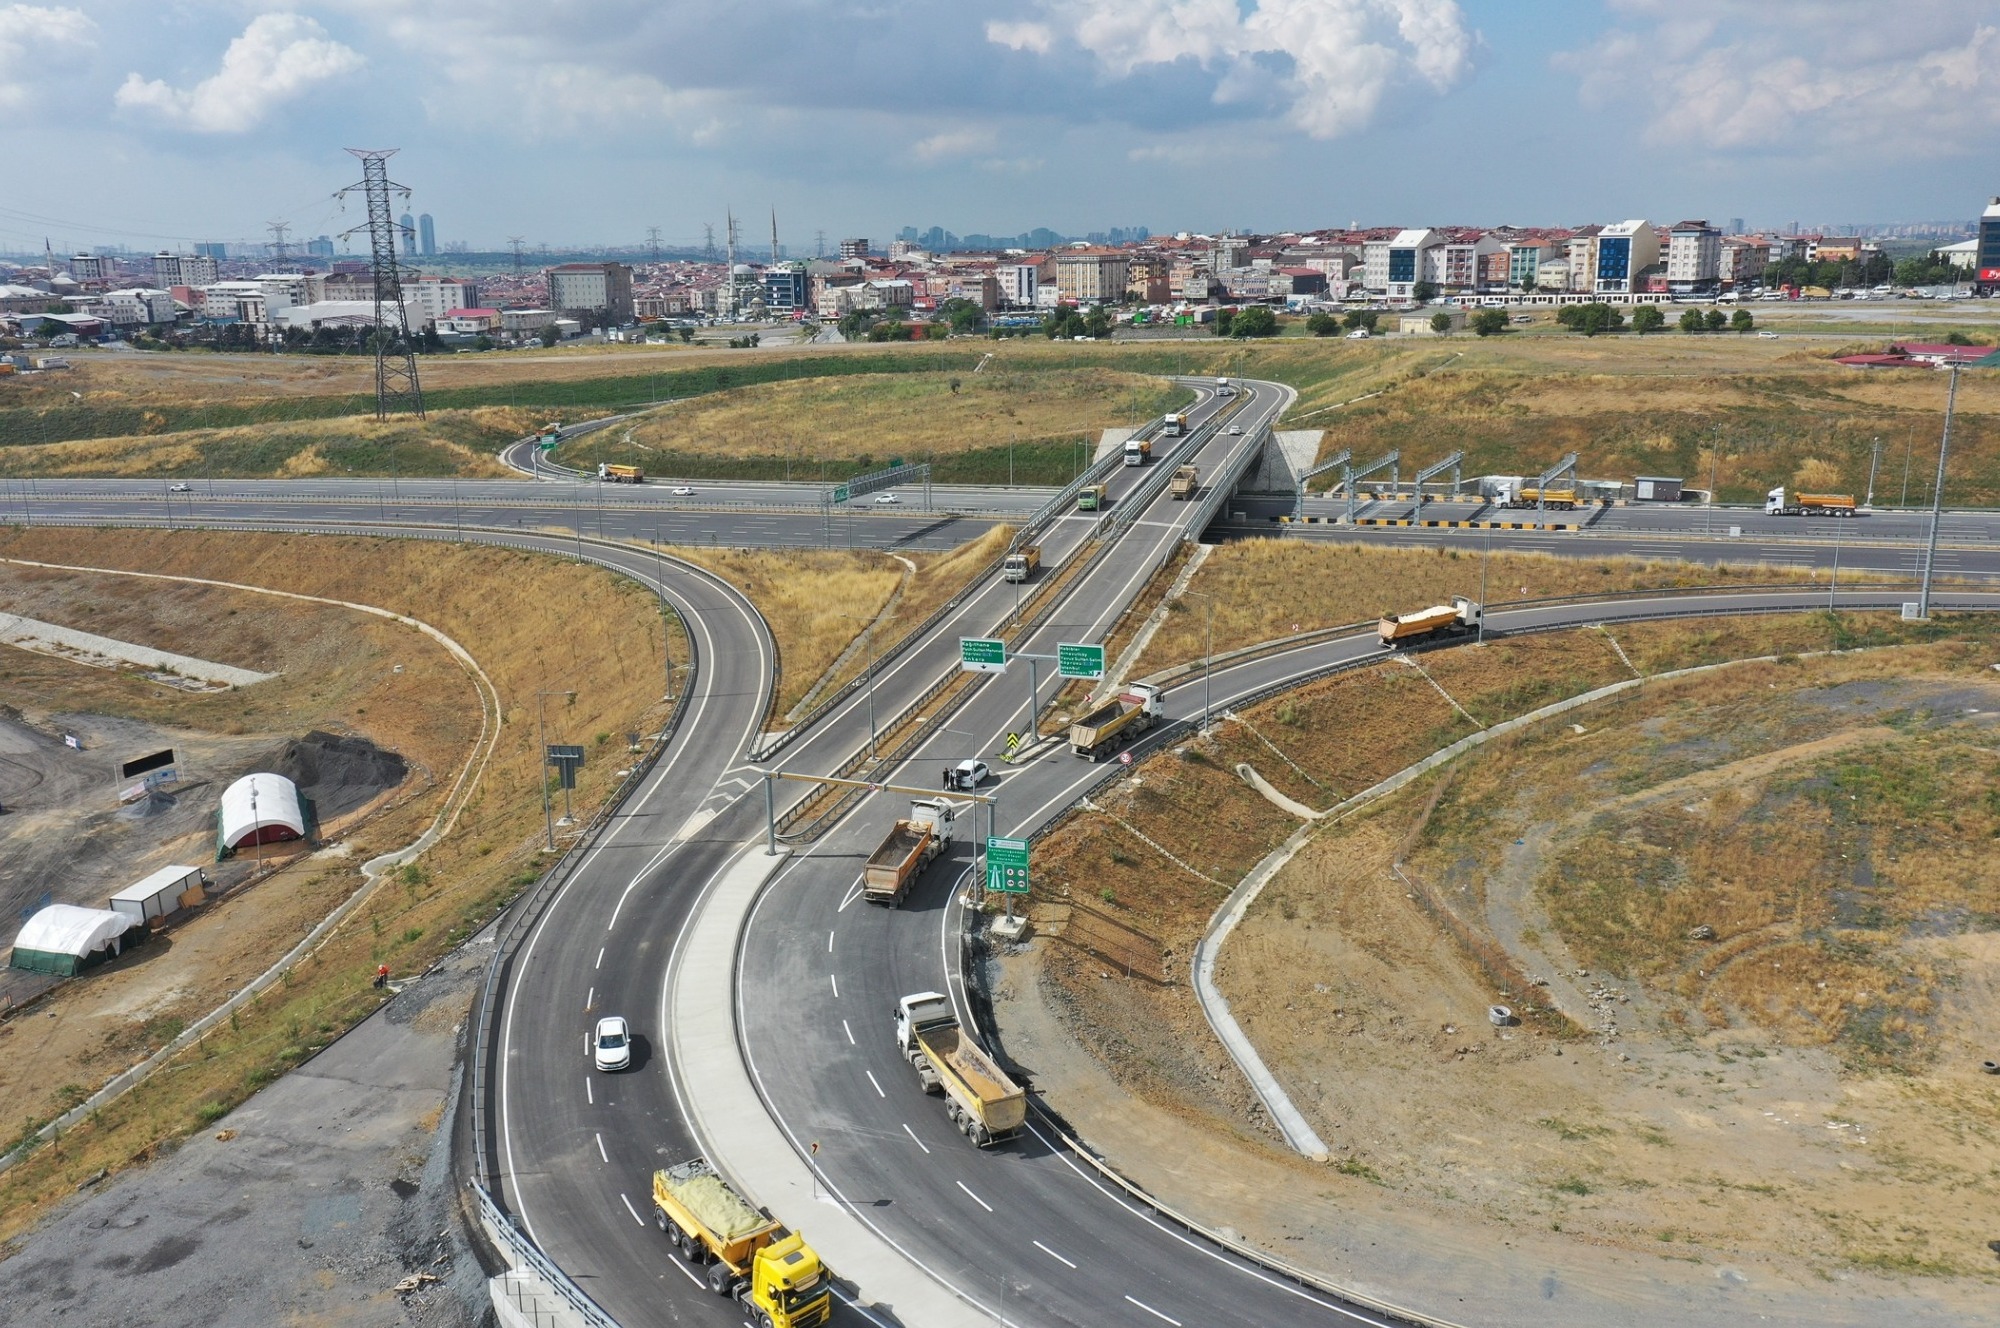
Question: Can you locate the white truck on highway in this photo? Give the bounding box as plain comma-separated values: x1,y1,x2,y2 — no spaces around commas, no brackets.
1378,596,1481,649
1068,683,1163,761
894,992,1027,1147
862,798,955,906
1764,486,1857,517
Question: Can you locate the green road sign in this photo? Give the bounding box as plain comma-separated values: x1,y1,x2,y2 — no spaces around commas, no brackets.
986,836,1030,894
960,637,1007,674
1057,642,1105,680
831,483,851,504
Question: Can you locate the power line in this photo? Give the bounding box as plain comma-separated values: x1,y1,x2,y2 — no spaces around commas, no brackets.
507,236,525,276
336,148,424,420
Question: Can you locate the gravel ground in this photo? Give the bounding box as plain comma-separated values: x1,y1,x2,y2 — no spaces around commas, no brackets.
0,940,494,1328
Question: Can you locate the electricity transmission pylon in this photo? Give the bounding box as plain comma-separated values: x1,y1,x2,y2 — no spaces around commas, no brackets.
337,148,424,419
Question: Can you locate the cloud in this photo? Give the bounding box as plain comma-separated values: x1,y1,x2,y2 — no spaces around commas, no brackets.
116,13,363,133
913,127,1000,162
1555,2,2000,155
0,4,95,109
992,0,1475,139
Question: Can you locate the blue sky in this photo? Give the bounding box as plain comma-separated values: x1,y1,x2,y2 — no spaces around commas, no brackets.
2,1,1997,255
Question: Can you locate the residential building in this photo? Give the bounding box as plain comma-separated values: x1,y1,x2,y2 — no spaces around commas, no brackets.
68,254,113,287
1594,221,1659,295
94,288,176,327
305,235,335,259
1125,254,1172,304
997,262,1039,308
1719,239,1768,287
194,242,227,262
546,262,635,323
1811,237,1866,264
838,237,870,259
635,291,693,318
1506,239,1561,292
948,273,999,311
404,275,476,327
1437,232,1501,292
436,309,501,336
399,212,416,253
1054,250,1131,304
1169,255,1216,302
418,214,436,257
255,273,328,317
1208,236,1250,274
1535,258,1570,291
1221,267,1272,300
1565,226,1601,293
501,308,557,335
1665,220,1722,295
1974,196,2000,286
198,282,269,324
152,251,218,287
887,240,928,262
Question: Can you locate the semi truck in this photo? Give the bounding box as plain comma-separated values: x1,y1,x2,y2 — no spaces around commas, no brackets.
1077,483,1108,512
1765,486,1856,517
1068,682,1163,760
598,462,645,484
1214,376,1235,397
894,992,1027,1147
1122,436,1153,466
862,798,956,906
650,1159,832,1327
1162,412,1189,437
1495,481,1577,510
1378,596,1482,649
1170,464,1199,499
1002,545,1040,582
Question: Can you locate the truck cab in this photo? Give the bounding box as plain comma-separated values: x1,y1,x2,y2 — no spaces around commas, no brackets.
1002,546,1040,582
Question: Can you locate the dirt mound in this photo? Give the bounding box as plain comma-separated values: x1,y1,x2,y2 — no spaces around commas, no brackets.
266,730,408,822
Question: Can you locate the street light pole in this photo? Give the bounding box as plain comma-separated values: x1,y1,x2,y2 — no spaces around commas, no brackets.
1183,589,1215,734
1917,363,1959,619
535,689,575,850
1478,526,1492,644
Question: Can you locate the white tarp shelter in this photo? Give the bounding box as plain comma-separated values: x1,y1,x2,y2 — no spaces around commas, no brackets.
220,772,305,849
109,864,206,924
10,904,140,975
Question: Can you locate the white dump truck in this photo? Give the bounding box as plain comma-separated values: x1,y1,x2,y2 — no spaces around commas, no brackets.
861,798,956,907
894,991,1027,1147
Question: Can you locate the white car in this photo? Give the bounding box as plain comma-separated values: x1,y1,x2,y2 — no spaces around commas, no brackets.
874,493,902,505
168,482,191,492
1228,424,1243,435
671,485,696,496
1757,330,1778,338
1345,328,1371,339
591,1015,631,1072
945,759,990,791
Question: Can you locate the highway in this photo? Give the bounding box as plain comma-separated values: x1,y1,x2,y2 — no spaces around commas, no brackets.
22,372,2000,1328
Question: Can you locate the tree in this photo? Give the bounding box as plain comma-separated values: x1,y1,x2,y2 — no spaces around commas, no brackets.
1043,305,1086,339
1731,308,1755,333
1430,311,1454,334
1704,309,1728,332
1470,309,1509,337
1894,252,1961,287
940,297,985,335
1411,280,1439,303
539,324,560,347
1230,306,1278,338
1678,308,1707,333
473,334,494,351
1082,306,1114,339
1305,312,1341,337
1342,309,1379,333
838,308,881,338
678,325,695,343
1213,307,1237,337
1555,302,1623,336
1630,305,1665,334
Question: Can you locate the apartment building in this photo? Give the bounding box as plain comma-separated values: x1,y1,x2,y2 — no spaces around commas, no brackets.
997,262,1039,308
1718,239,1768,287
152,251,218,287
1594,220,1659,295
1664,220,1721,295
547,262,635,323
838,238,870,259
1125,254,1172,304
1565,226,1602,293
1363,228,1441,299
404,276,476,327
1054,250,1130,304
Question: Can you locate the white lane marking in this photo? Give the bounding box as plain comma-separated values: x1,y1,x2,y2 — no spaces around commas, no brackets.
830,973,839,999
827,930,835,953
843,1019,854,1045
1034,1240,1077,1269
585,1077,593,1105
901,1122,931,1154
585,986,594,1009
956,1180,994,1213
865,1069,886,1098
595,947,605,969
619,1193,646,1226
838,880,864,911
595,1132,608,1164
1125,1294,1181,1325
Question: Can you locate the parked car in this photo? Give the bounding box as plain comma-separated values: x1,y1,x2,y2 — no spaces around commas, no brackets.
591,1015,632,1072
945,759,990,791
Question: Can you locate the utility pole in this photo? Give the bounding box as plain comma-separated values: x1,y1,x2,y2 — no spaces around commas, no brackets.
1917,363,1958,619
336,148,424,419
1864,435,1881,509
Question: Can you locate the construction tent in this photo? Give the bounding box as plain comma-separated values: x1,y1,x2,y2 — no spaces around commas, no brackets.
10,904,144,976
219,772,305,849
109,864,207,924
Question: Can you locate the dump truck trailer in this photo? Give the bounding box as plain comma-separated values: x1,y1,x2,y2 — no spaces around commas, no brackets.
1495,481,1577,509
1077,483,1108,512
1123,436,1153,466
651,1159,832,1327
1003,546,1040,582
1162,412,1189,437
598,462,645,483
895,992,1027,1147
1378,596,1481,649
1169,464,1199,499
1068,682,1163,760
1765,486,1856,517
862,798,956,906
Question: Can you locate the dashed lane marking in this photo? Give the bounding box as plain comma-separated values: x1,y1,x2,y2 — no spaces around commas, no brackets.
830,973,840,998
866,1070,886,1098
843,1019,854,1045
1125,1294,1182,1325
619,1193,646,1226
901,1123,930,1154
1034,1240,1077,1269
595,1132,608,1164
956,1180,994,1212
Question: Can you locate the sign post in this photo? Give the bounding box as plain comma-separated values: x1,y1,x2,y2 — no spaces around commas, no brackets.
1056,643,1105,681
986,836,1030,923
546,744,585,825
959,638,1007,673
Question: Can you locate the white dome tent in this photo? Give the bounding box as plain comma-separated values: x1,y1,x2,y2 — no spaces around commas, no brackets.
10,904,144,976
219,772,306,851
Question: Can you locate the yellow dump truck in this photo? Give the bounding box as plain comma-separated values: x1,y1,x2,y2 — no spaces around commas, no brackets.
598,462,645,484
1077,482,1108,512
651,1159,832,1327
1169,464,1199,499
1003,545,1040,583
862,798,956,907
1067,682,1163,760
1378,596,1481,649
895,991,1027,1147
1764,486,1856,517
1496,481,1577,509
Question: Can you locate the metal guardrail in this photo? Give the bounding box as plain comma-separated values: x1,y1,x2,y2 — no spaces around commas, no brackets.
1180,420,1270,538
470,1180,621,1328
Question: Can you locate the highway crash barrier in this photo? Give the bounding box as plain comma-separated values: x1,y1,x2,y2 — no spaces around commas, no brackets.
1278,516,1577,531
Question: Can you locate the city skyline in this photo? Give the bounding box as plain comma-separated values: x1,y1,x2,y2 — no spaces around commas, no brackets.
2,3,1998,253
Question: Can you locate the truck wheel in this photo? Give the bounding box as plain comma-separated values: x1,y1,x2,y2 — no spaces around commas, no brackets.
679,1232,703,1263
706,1260,736,1296
653,1205,668,1232
759,1312,777,1328
972,1123,991,1146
